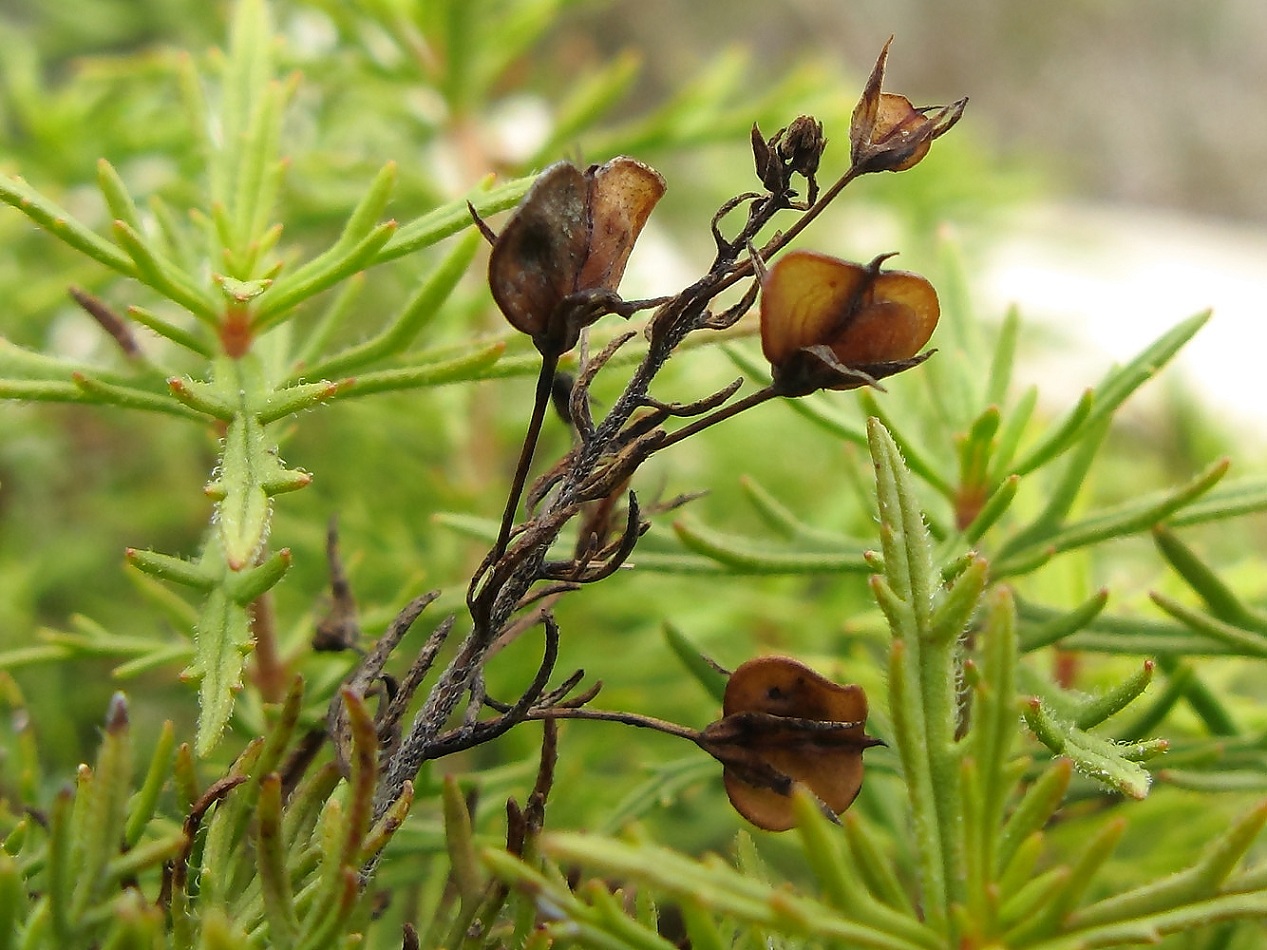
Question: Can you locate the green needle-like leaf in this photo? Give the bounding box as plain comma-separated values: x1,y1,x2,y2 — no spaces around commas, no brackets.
672,517,870,574
188,586,252,757
0,172,138,276
1022,699,1155,799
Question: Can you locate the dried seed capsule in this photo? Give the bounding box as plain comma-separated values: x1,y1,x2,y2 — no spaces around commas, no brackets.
700,656,882,831
488,157,665,355
850,38,967,175
760,249,939,396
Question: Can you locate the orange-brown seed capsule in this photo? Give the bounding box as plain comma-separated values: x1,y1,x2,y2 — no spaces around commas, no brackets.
759,249,939,396
701,656,881,831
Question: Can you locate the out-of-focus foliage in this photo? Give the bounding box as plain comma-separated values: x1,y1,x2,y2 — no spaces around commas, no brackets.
2,0,1267,948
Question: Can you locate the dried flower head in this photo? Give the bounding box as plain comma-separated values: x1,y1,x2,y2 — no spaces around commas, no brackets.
760,249,939,396
487,157,665,355
699,656,881,832
850,38,967,174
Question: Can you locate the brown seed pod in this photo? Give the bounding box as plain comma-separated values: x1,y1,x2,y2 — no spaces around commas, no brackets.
850,37,967,175
759,249,939,396
487,156,665,355
700,656,881,832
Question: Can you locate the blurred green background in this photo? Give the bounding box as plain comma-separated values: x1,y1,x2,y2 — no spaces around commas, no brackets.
0,0,1264,858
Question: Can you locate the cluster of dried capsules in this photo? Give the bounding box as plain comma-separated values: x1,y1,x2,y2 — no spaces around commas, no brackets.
462,39,963,831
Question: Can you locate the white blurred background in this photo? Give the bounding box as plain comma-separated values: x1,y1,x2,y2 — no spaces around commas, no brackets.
580,0,1267,436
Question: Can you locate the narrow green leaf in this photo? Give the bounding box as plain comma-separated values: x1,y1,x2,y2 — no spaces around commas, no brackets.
672,517,869,575
71,373,205,421
209,412,299,569
443,776,485,903
167,376,235,419
251,221,397,330
928,554,987,646
1018,590,1109,652
960,474,1019,547
46,789,74,942
376,175,534,263
1037,458,1228,556
224,549,291,605
987,384,1037,482
215,0,273,218
985,306,1020,407
795,795,937,945
997,760,1071,875
335,340,507,397
256,774,297,949
231,77,291,257
860,390,954,500
678,900,727,950
104,832,186,891
1088,310,1210,430
0,852,23,947
1166,476,1267,527
1022,699,1152,799
189,588,252,757
1151,592,1267,659
540,832,937,950
1069,800,1267,930
111,220,218,322
0,172,138,276
1037,891,1267,950
998,830,1044,903
298,228,481,381
128,305,215,356
739,474,810,540
998,867,1070,932
255,162,399,323
997,414,1110,562
1009,817,1127,944
970,588,1019,890
663,624,728,703
0,379,88,404
1154,526,1267,633
96,159,142,232
124,720,176,848
1074,660,1155,729
886,640,945,931
126,548,215,591
598,757,715,834
283,763,342,852
1008,389,1094,477
360,781,413,866
255,380,342,424
842,812,917,915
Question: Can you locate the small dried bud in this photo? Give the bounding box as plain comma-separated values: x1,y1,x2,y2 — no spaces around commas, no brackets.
777,115,826,182
760,249,939,396
488,157,665,355
700,656,881,832
751,117,826,205
850,38,967,174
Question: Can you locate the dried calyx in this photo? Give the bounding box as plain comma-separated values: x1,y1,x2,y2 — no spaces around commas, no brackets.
484,156,666,356
850,37,967,175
